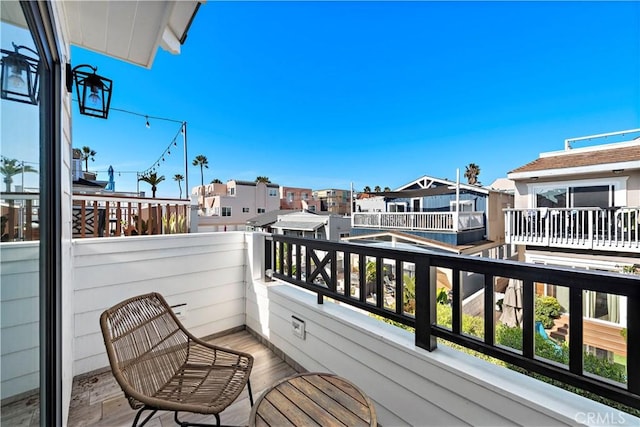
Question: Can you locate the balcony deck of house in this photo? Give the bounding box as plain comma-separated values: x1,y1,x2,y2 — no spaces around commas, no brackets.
1,231,639,426
1,192,193,241
1,329,298,427
505,207,640,253
352,211,484,233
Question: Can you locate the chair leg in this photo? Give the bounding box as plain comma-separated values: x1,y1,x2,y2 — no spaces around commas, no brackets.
174,411,220,427
132,406,157,427
247,379,254,407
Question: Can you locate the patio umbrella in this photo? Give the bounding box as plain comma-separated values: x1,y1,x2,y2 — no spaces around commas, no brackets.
105,165,115,191
499,278,523,327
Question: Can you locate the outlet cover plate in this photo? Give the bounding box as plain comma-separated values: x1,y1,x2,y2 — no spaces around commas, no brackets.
292,315,305,339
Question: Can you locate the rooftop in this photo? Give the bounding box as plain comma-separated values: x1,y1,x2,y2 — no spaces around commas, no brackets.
509,143,640,174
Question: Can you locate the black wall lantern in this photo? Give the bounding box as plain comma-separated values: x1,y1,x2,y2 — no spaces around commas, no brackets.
0,42,40,105
66,63,113,119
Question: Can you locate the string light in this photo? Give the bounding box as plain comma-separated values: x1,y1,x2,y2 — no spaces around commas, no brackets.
107,107,189,196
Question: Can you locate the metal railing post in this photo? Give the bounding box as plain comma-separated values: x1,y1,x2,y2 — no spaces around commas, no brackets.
415,259,437,351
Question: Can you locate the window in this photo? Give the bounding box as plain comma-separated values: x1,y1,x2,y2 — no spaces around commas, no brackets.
287,192,294,202
228,187,235,196
222,207,232,216
536,187,567,209
268,189,277,197
302,192,308,200
388,203,406,212
450,200,474,212
257,208,265,213
242,207,250,213
308,205,316,212
533,182,617,209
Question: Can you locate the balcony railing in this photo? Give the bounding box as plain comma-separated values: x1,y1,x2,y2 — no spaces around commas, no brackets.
73,193,191,238
352,211,484,232
265,234,640,408
505,207,640,252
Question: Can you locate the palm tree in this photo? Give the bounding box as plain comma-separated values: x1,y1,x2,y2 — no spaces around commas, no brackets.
173,174,184,198
374,185,381,192
464,163,481,185
1,157,37,192
81,146,97,172
210,178,222,184
363,186,371,192
384,186,391,192
138,172,165,198
192,155,209,187
255,176,271,183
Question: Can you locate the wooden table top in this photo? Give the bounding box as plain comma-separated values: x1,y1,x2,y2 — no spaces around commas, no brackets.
248,372,377,427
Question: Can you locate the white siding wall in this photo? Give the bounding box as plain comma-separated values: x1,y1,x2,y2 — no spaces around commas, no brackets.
245,246,638,426
72,232,247,375
0,243,39,400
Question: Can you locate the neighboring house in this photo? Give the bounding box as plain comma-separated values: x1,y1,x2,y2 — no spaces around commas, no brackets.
279,186,321,212
72,149,108,193
271,210,351,241
194,179,281,231
313,188,351,214
246,209,297,233
505,128,640,360
350,175,515,318
352,175,514,249
355,193,385,213
247,209,351,240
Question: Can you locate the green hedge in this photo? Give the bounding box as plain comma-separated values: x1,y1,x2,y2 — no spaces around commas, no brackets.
535,295,563,329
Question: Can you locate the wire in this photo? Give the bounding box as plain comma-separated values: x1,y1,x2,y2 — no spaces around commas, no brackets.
139,123,184,177
110,106,184,124
72,101,186,178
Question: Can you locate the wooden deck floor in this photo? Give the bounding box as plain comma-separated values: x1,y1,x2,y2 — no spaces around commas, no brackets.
1,329,300,427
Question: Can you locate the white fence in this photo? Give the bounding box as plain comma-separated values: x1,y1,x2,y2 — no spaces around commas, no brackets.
352,211,484,232
505,207,640,252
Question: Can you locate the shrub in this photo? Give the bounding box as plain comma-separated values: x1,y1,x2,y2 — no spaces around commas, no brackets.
436,287,449,305
584,352,627,383
535,295,563,329
496,324,567,362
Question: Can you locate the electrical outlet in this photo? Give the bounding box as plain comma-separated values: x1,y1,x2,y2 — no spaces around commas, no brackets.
171,303,187,320
292,315,305,340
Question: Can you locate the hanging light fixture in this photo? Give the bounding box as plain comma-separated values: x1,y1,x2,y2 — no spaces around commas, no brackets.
0,42,40,105
145,116,150,128
66,63,113,119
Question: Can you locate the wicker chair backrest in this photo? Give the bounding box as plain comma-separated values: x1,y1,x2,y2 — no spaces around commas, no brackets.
100,293,189,407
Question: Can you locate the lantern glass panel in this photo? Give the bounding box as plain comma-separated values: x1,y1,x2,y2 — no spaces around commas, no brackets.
0,50,39,105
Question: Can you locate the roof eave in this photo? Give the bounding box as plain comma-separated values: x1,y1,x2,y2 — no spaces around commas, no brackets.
508,160,640,180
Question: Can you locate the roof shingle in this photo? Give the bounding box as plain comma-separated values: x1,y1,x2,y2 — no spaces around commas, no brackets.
509,145,640,174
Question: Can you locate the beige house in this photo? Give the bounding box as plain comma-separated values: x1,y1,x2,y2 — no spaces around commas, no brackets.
506,128,640,360
313,188,351,214
279,186,321,212
194,179,281,231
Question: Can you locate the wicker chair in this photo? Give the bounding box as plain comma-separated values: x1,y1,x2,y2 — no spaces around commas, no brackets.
100,292,254,427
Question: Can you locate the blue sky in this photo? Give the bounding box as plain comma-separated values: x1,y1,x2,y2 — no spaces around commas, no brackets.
70,1,640,199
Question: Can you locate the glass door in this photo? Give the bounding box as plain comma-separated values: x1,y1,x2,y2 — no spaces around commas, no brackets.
0,3,42,423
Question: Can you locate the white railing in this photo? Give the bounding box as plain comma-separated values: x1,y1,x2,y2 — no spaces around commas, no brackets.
72,193,191,238
504,207,640,252
352,211,484,232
